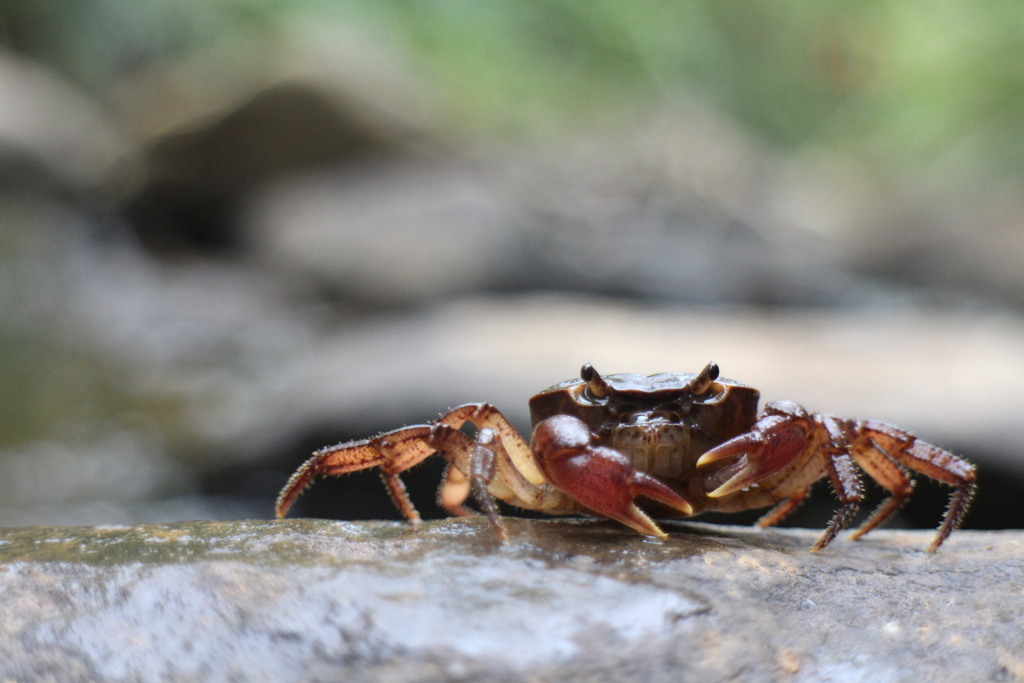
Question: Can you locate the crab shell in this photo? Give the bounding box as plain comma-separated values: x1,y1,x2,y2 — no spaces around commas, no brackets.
528,371,760,489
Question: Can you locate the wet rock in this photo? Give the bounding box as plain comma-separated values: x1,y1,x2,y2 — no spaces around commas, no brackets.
1,518,1021,681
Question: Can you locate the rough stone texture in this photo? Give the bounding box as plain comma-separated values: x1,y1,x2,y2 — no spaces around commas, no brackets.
2,518,1021,682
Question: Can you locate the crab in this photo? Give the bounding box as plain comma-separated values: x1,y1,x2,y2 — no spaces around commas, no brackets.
276,362,976,552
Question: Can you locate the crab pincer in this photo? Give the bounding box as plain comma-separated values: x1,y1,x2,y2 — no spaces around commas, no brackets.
530,414,694,537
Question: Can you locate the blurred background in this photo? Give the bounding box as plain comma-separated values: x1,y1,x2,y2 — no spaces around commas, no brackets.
1,1,1023,533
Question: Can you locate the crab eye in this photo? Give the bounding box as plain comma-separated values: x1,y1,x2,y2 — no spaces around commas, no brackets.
580,363,611,401
688,361,720,395
705,362,720,382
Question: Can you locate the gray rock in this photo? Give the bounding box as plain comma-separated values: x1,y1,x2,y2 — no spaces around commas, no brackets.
0,53,130,193
246,161,522,305
1,518,1021,681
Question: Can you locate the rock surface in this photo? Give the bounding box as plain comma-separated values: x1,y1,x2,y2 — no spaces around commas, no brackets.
2,518,1021,681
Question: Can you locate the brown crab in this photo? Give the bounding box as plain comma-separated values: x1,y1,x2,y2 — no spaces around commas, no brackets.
276,362,976,552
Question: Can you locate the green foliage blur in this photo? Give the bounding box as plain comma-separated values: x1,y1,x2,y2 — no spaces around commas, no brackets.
3,1,1024,181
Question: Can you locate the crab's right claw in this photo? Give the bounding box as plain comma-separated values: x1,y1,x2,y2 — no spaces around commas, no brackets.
531,415,693,537
696,414,811,498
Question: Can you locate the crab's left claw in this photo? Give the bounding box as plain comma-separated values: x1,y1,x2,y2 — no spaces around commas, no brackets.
531,415,693,537
696,408,812,498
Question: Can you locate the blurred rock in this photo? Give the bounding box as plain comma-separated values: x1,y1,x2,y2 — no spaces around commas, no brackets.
0,189,322,526
852,180,1024,306
506,112,886,306
113,18,444,254
243,106,1024,311
244,110,895,308
0,53,130,196
122,80,421,253
1,518,1021,681
245,161,523,304
103,36,1024,309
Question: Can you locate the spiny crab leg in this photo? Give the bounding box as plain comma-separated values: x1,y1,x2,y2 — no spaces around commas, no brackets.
276,403,568,542
854,420,976,553
695,400,976,552
274,423,471,523
807,415,865,551
275,424,519,540
465,428,507,539
844,435,915,541
531,414,694,537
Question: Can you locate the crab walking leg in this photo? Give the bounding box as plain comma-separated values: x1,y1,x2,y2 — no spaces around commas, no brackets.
844,428,916,540
275,422,476,520
432,403,574,526
434,403,583,529
805,415,865,551
456,427,580,540
480,430,581,516
810,450,864,551
277,402,575,539
531,414,694,537
433,403,545,513
433,403,548,486
858,420,977,552
755,487,811,528
437,462,473,517
466,428,507,538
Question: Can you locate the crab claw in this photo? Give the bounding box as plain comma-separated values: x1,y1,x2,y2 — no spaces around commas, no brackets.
531,415,693,537
696,409,811,498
